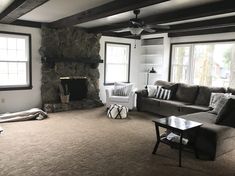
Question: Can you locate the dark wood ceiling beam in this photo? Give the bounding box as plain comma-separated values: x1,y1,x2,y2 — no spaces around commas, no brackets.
170,16,235,32
49,0,169,28
102,31,140,39
113,16,235,38
11,20,42,28
0,0,49,23
88,0,235,33
168,26,235,37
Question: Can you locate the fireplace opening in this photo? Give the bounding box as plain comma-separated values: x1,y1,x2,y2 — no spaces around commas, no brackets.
60,77,88,101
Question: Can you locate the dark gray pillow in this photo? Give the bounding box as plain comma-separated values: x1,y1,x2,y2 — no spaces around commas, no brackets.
216,98,235,128
194,86,226,106
175,83,198,103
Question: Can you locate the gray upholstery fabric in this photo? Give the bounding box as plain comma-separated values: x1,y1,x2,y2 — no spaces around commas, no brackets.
135,89,148,97
136,81,235,160
175,83,198,103
216,98,235,127
194,86,226,106
180,112,235,160
227,87,235,95
181,105,210,114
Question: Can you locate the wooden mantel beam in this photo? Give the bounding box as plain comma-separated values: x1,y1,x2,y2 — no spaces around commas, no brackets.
0,0,49,24
49,0,170,28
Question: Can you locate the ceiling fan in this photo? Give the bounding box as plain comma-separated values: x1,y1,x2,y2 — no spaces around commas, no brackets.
119,9,169,36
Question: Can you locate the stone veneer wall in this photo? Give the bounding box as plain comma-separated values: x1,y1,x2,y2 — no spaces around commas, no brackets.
39,26,103,111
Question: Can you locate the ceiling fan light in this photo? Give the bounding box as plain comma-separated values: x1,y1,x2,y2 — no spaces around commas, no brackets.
129,27,143,35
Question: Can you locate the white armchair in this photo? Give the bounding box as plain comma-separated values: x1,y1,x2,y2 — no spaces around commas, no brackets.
105,86,137,110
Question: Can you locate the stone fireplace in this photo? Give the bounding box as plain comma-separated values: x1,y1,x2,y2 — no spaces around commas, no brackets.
39,26,103,112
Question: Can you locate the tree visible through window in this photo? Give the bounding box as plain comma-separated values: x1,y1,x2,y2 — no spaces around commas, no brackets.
171,42,235,87
104,42,130,85
0,32,31,90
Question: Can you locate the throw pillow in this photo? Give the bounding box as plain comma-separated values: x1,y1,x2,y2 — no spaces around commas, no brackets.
209,93,231,109
114,82,133,95
155,88,171,100
211,96,229,115
216,98,235,128
113,85,129,96
147,85,161,97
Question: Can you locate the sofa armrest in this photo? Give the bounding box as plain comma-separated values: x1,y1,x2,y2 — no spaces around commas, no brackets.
135,89,148,97
105,88,113,98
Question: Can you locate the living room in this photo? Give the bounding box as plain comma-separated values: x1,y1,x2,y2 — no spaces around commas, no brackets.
0,0,235,176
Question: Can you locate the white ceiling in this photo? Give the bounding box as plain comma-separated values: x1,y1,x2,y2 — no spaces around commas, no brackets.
0,0,14,13
19,0,114,23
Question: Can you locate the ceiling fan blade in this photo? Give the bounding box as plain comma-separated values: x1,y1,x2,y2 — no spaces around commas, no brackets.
114,28,130,33
142,26,156,33
147,24,170,29
130,20,142,27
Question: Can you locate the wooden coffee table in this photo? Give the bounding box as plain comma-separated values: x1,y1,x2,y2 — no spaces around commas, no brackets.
152,116,202,167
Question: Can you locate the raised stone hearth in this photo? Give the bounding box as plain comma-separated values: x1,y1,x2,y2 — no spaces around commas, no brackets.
40,26,103,112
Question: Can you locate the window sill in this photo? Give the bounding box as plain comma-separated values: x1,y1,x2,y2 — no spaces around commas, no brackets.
0,85,33,91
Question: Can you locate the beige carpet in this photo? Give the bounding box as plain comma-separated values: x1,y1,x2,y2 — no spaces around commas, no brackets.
0,107,234,176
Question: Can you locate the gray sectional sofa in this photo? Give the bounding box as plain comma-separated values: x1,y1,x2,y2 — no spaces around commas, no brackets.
136,80,235,160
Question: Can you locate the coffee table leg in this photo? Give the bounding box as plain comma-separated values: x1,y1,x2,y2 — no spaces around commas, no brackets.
152,123,160,154
179,132,183,167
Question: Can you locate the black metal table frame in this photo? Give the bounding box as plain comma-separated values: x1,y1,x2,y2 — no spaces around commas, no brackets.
152,122,200,167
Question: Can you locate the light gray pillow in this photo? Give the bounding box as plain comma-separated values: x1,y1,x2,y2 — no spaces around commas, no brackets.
211,96,229,115
147,85,161,97
114,82,133,95
113,85,129,96
209,93,231,109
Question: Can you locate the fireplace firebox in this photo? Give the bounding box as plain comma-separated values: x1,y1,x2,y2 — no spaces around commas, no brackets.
60,77,88,101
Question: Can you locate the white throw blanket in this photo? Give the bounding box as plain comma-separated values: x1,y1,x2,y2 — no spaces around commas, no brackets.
0,108,47,123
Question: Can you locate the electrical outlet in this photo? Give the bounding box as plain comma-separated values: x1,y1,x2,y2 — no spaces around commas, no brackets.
1,98,5,103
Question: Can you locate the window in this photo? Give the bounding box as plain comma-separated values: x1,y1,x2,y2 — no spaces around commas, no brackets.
104,42,131,85
170,41,235,87
0,32,31,90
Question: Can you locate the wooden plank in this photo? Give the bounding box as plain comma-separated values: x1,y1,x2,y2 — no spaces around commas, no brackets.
88,0,235,33
11,20,42,28
0,0,49,23
168,26,235,37
49,0,169,28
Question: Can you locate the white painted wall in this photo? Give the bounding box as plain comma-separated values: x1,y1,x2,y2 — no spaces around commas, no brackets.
0,24,41,113
99,36,141,103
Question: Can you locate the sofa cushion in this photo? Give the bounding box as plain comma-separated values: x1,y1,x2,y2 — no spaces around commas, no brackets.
181,105,210,114
227,87,235,95
175,83,198,103
158,100,189,116
216,98,235,128
154,80,178,99
109,96,129,103
194,86,226,106
159,99,190,107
